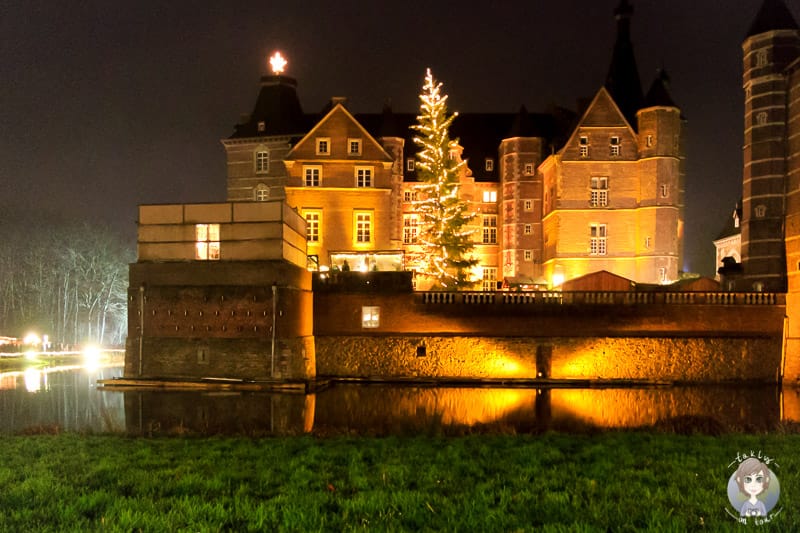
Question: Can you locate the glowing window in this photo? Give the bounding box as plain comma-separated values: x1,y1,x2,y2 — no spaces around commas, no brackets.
356,167,373,187
403,215,419,244
482,190,497,203
304,166,321,187
255,150,269,173
355,212,372,243
195,224,220,261
590,177,608,207
362,306,380,328
483,215,497,244
590,224,607,256
482,267,497,292
304,211,321,242
404,190,418,202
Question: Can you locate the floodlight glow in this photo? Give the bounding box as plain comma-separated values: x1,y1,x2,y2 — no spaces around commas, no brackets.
23,332,41,346
83,345,101,371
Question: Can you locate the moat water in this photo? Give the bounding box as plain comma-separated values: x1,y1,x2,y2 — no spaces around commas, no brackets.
0,363,796,436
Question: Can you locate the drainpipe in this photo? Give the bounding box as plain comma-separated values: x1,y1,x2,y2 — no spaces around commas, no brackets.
271,283,277,378
138,285,145,376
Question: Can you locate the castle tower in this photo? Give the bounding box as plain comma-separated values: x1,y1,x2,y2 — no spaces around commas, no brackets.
499,106,545,283
635,71,685,282
741,0,800,291
222,52,309,203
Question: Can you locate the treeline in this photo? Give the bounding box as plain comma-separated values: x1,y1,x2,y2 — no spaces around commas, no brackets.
0,219,134,347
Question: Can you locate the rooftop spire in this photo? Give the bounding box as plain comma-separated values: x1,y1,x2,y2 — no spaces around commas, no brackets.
746,0,799,38
605,0,644,128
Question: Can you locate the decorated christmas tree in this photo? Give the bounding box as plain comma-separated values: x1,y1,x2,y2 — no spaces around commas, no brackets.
412,69,478,290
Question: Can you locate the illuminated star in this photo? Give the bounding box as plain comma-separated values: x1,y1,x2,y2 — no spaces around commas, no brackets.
269,52,287,74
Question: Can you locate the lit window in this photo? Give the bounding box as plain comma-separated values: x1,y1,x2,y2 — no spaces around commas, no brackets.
482,190,497,203
404,190,418,202
482,267,497,292
195,224,220,261
524,224,532,235
255,150,269,173
483,215,497,244
255,185,269,201
304,211,321,242
316,138,330,155
590,224,607,256
356,167,372,187
407,158,415,172
403,215,419,244
485,158,494,172
355,212,372,243
524,199,533,211
524,250,532,261
610,136,621,157
590,177,608,207
362,306,380,328
660,184,669,198
579,136,589,157
304,166,321,187
524,163,534,175
348,138,362,155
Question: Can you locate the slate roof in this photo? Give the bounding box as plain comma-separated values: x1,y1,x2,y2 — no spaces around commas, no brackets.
604,0,644,129
746,0,799,38
644,70,677,108
715,204,742,241
229,75,311,139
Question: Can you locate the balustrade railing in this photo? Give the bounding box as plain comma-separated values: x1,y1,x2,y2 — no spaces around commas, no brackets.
418,291,784,306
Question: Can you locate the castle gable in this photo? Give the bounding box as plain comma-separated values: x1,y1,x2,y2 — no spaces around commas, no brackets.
560,87,637,160
286,104,393,163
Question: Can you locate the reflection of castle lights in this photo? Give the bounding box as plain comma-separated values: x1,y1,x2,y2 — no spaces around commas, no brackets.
24,368,41,393
83,345,102,372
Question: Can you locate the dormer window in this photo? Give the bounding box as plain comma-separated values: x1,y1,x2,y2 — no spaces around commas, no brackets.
348,138,362,156
610,136,621,156
485,158,494,172
316,138,330,155
406,158,415,172
579,136,589,157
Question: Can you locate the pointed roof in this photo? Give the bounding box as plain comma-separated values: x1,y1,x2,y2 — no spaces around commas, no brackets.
644,69,677,108
604,0,644,129
746,0,799,38
229,74,309,139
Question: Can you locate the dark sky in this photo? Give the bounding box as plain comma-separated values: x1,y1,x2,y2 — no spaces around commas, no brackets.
2,0,797,277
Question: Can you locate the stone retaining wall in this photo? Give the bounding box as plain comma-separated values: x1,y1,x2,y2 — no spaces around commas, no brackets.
316,336,783,383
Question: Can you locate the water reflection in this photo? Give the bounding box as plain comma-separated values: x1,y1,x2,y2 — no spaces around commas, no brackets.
0,365,797,436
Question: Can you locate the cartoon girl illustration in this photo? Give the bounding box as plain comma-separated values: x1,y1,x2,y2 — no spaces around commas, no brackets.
735,457,770,517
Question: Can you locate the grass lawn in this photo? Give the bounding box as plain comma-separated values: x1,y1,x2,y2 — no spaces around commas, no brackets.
0,431,796,531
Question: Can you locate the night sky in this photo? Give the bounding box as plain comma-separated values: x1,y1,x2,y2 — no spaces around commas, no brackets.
3,0,798,277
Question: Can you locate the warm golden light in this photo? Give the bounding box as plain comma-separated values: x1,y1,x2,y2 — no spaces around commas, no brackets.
269,51,287,74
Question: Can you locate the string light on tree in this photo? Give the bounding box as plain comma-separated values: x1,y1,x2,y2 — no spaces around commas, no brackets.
269,51,287,74
411,69,478,291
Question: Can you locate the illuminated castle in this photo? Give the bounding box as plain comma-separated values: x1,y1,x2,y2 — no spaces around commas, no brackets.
222,0,684,290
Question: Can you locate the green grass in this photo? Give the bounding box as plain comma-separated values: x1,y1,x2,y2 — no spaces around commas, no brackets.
0,432,796,531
